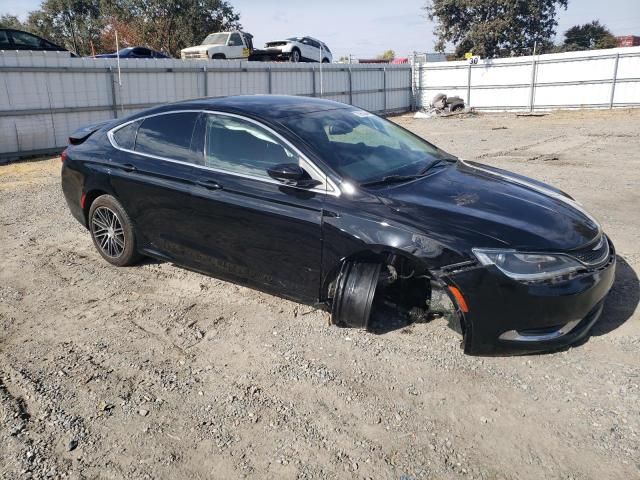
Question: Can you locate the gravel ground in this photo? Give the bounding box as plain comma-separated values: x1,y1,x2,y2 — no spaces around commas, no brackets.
0,108,638,480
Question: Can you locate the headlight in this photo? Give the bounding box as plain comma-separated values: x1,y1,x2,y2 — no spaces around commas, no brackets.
472,249,584,281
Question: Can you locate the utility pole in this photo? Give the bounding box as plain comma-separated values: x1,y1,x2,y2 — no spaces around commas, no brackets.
319,44,324,97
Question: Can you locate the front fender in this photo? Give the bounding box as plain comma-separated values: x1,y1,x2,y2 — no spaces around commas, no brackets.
320,210,469,298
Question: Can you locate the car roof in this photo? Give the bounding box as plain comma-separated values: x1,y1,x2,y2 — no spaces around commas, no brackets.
147,95,353,121
1,28,43,37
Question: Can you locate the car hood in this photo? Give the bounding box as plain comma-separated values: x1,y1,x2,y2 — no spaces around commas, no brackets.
376,160,601,251
181,45,217,53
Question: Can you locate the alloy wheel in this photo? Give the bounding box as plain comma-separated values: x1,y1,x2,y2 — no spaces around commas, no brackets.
91,206,125,258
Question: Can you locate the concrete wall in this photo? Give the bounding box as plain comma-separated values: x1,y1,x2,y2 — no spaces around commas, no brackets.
0,51,412,159
415,46,640,111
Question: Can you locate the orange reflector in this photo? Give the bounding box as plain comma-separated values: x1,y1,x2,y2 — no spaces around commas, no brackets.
80,192,87,209
448,286,469,313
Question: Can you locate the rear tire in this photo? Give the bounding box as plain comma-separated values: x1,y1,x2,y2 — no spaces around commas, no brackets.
322,58,330,63
88,194,141,267
290,48,301,63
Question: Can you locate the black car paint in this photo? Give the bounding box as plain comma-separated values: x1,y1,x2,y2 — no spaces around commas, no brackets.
61,95,616,355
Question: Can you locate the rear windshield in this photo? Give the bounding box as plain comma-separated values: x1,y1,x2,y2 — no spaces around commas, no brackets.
279,109,454,184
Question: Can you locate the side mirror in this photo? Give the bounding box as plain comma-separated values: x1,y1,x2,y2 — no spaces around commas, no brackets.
267,163,321,188
267,163,305,183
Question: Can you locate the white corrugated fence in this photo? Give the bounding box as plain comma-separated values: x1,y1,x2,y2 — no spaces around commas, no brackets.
2,45,640,161
0,52,412,160
415,46,640,111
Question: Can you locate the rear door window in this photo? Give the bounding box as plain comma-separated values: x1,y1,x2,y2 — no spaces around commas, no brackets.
135,112,200,161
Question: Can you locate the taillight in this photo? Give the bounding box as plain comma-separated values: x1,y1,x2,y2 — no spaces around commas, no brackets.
61,148,68,163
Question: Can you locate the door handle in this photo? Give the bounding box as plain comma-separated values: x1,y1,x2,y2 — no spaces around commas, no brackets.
120,163,137,172
196,179,222,190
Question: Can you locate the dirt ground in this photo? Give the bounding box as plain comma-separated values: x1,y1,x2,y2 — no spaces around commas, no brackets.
1,108,639,480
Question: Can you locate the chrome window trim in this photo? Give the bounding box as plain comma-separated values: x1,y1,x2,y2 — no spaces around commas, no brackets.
107,109,341,197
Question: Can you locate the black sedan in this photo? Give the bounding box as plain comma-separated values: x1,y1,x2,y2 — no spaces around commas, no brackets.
61,96,616,355
0,28,72,54
94,47,170,59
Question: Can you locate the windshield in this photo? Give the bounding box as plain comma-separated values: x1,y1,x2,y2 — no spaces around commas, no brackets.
279,109,455,184
116,47,133,55
202,33,229,45
286,37,302,42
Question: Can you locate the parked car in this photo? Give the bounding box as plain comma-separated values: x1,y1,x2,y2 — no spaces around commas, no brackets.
0,28,71,54
61,96,615,356
95,47,170,59
260,37,332,62
180,31,253,60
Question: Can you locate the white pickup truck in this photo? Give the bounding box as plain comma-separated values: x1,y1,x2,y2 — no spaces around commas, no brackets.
181,31,253,60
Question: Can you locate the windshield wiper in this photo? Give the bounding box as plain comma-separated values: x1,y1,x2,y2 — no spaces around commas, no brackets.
359,174,425,187
360,159,452,187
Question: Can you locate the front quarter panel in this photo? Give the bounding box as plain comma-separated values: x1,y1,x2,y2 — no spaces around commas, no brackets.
320,196,469,298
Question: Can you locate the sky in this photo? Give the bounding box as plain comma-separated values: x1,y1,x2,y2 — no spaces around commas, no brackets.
3,0,640,58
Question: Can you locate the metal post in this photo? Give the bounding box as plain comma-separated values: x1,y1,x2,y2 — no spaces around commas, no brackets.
466,62,472,107
312,68,316,97
410,52,416,111
268,67,272,94
609,53,620,109
203,66,208,97
108,67,118,118
348,68,353,105
528,59,537,112
383,67,387,114
319,44,324,96
418,62,423,111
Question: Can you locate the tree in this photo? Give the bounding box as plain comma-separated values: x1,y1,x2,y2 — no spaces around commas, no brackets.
424,0,568,59
0,14,26,30
377,49,395,61
5,0,240,57
102,0,241,57
25,0,105,55
562,21,618,51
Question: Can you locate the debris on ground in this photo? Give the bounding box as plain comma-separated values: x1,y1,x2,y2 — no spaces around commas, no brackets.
516,112,548,117
414,93,475,118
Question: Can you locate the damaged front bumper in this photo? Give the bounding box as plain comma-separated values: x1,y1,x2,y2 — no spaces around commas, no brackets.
442,247,616,356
